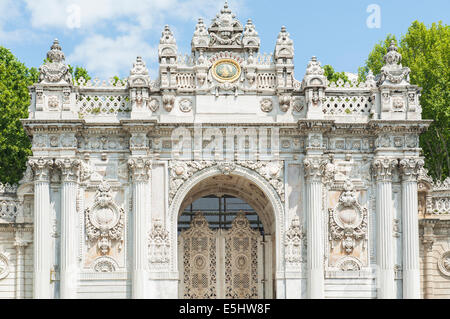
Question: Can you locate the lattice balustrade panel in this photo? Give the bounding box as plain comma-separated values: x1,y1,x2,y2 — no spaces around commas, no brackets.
322,95,372,116
77,94,131,117
177,73,196,90
257,73,277,90
0,199,19,221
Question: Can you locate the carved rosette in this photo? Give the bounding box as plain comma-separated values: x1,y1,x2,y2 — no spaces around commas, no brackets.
328,180,367,255
372,158,398,182
28,158,54,182
92,256,119,272
85,181,125,255
285,216,305,268
438,251,450,277
128,157,152,182
335,256,362,271
55,158,80,183
399,158,424,182
148,218,170,268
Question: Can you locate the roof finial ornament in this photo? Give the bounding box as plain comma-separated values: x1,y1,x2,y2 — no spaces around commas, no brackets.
38,38,71,84
378,39,410,85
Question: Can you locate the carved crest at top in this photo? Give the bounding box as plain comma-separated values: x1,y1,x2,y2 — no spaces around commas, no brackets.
192,1,260,53
38,39,72,84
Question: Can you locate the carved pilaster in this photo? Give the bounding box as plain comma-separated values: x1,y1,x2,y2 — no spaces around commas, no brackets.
128,157,152,299
28,158,53,182
372,157,397,299
372,158,397,182
55,158,81,183
14,227,30,299
399,158,424,182
303,157,326,183
303,156,326,298
398,158,424,299
28,157,53,298
55,158,80,299
128,157,152,182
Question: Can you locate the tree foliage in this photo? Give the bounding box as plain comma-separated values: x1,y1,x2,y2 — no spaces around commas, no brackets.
0,47,36,184
68,65,91,83
360,21,449,181
323,64,349,84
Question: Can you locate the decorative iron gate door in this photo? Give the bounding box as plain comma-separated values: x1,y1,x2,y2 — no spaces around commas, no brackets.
179,212,263,299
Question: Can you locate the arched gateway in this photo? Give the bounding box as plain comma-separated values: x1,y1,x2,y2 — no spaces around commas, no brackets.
0,2,449,300
169,164,284,299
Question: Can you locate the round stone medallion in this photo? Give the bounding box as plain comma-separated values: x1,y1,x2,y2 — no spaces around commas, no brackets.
212,59,241,83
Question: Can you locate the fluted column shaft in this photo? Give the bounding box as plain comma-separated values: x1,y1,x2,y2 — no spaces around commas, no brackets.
57,159,80,299
129,158,151,299
304,157,325,299
29,158,53,299
400,158,423,299
373,158,397,299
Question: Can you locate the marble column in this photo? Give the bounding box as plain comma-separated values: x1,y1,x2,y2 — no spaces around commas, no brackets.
29,158,53,299
304,157,325,299
372,158,397,299
399,158,424,299
56,159,80,299
128,157,152,299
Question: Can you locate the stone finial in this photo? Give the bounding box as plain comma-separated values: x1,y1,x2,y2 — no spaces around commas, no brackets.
160,25,176,45
274,26,294,60
192,18,210,49
242,18,260,50
365,70,377,88
38,39,72,84
158,25,177,61
128,56,150,87
305,56,324,76
378,40,410,85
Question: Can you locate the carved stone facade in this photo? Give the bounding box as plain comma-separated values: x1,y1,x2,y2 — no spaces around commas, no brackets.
0,2,448,299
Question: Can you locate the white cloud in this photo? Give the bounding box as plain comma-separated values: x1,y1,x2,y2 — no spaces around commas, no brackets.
23,0,230,31
67,33,158,79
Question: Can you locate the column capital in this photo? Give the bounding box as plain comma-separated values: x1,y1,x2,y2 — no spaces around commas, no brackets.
303,156,326,183
372,157,398,182
28,157,53,182
128,157,152,182
55,158,81,183
399,158,424,182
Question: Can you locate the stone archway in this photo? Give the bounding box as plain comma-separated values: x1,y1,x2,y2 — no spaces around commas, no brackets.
168,162,285,299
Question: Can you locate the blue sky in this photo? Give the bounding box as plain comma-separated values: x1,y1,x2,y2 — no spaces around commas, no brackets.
0,0,448,79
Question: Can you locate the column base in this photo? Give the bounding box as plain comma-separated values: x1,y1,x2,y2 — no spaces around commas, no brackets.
308,268,324,299
403,269,421,299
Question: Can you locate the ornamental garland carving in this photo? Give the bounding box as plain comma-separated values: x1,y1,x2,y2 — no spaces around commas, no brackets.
85,181,125,255
148,218,170,268
169,160,285,205
328,179,367,254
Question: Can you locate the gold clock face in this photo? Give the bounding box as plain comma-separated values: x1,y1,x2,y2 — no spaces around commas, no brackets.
212,59,241,82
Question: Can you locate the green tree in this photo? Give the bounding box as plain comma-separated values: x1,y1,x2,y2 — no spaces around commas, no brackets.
68,65,91,84
0,47,36,184
360,21,449,180
323,64,349,84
